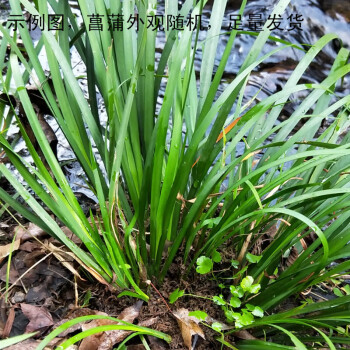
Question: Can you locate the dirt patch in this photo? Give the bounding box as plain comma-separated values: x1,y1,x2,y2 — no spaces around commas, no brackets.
0,225,232,349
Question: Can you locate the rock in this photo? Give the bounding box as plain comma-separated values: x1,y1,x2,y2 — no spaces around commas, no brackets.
11,291,26,304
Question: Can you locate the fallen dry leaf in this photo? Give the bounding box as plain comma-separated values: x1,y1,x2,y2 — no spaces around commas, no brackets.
0,261,20,285
96,317,157,350
79,318,113,350
173,308,205,350
14,223,46,242
5,339,42,350
113,300,143,324
54,308,107,337
60,226,82,244
79,301,145,350
4,335,73,350
147,335,168,350
47,242,84,280
3,307,15,338
126,345,146,350
20,303,53,333
233,329,257,340
19,241,41,252
0,239,20,263
78,262,111,287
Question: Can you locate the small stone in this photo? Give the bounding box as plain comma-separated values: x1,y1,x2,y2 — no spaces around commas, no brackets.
11,291,26,303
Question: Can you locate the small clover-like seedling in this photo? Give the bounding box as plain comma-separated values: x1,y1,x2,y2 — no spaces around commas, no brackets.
240,276,254,291
187,262,264,332
246,304,264,318
229,296,241,308
235,310,255,328
252,306,264,318
246,252,262,263
196,256,213,274
249,283,261,294
232,265,248,278
169,288,185,304
202,217,221,229
224,308,240,323
213,294,226,306
240,276,261,294
212,250,222,263
212,322,223,332
189,310,208,321
218,277,264,328
230,285,244,298
231,259,239,268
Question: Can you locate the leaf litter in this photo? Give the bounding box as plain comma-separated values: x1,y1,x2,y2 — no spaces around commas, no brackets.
1,218,232,349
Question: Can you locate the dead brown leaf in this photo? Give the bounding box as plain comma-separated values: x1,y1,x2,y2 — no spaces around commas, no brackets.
19,241,41,252
47,242,84,280
96,317,157,350
147,335,168,350
77,301,147,350
173,308,205,350
79,318,114,350
114,300,143,324
5,337,67,350
14,223,47,242
20,304,53,333
0,261,20,285
2,307,15,338
61,226,82,244
234,329,257,340
264,270,278,279
78,262,111,288
5,339,42,350
54,308,107,337
0,240,20,263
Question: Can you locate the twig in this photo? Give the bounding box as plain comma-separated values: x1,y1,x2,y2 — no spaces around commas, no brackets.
146,280,173,314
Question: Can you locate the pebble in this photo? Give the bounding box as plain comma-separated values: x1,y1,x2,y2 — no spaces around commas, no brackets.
11,291,26,303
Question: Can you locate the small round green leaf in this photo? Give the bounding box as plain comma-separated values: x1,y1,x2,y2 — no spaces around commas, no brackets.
230,285,244,298
246,253,262,263
213,295,226,306
169,288,185,304
212,250,222,263
212,322,223,332
196,256,213,274
252,306,264,318
250,284,261,294
245,303,255,311
189,310,208,321
229,296,241,308
240,276,254,291
231,260,239,268
240,311,254,325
